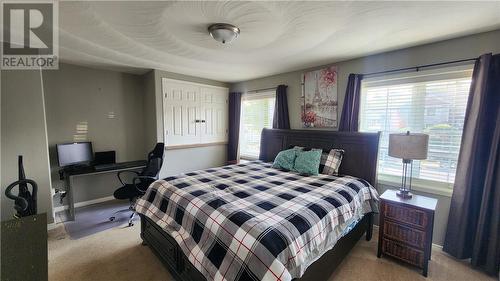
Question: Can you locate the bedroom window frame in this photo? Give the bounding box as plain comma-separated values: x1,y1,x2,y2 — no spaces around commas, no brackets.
358,65,474,197
239,91,276,160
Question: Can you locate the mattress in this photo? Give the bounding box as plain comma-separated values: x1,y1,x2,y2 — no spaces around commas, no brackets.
136,160,379,281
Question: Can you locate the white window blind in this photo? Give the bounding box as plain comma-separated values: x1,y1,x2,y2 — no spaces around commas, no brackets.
359,66,473,187
239,91,275,159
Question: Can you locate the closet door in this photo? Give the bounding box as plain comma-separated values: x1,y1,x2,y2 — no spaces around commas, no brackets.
163,79,201,146
200,87,228,143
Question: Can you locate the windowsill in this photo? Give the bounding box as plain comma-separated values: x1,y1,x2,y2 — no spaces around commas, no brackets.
240,155,259,161
377,174,453,197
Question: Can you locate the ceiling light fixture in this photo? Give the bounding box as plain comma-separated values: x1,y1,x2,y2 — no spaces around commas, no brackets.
208,23,240,44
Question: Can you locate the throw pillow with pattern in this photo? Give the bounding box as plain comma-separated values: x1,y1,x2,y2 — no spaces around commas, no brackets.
322,149,344,175
293,149,322,176
295,146,329,173
272,148,297,171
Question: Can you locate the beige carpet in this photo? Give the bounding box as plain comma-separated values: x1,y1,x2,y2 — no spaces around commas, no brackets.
48,222,495,281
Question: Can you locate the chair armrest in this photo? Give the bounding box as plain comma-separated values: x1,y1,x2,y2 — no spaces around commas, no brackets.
117,170,140,185
133,176,157,194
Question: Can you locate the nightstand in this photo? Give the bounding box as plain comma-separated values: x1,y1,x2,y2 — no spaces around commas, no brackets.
377,189,438,277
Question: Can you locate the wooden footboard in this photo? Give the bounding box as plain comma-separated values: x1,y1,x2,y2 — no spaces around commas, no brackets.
140,212,374,281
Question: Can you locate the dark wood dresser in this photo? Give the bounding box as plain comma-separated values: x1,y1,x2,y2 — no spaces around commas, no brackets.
377,189,437,277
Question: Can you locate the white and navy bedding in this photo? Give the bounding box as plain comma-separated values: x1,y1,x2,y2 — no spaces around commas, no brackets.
136,160,379,281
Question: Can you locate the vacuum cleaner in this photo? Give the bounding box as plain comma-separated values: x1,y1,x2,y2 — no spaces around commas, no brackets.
4,156,38,218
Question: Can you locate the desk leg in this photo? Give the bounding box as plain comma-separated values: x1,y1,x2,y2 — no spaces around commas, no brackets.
65,176,75,221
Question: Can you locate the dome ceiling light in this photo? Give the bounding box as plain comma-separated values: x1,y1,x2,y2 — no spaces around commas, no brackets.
208,23,240,44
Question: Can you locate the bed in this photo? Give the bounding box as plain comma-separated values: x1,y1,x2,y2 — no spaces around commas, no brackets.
137,129,380,281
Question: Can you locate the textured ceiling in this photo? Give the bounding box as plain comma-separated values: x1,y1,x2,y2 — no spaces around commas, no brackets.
59,1,500,82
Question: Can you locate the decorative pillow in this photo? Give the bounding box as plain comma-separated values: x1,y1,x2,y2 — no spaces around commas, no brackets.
295,146,329,173
319,151,329,172
293,149,322,176
272,149,297,171
322,149,345,175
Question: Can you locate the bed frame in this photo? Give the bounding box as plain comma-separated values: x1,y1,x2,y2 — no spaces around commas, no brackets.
140,129,380,281
259,129,380,186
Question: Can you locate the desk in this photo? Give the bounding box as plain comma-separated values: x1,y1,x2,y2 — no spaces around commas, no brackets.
61,160,147,221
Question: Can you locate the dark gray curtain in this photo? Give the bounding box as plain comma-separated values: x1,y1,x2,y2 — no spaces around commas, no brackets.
338,74,363,131
443,53,500,275
272,85,290,129
227,92,242,162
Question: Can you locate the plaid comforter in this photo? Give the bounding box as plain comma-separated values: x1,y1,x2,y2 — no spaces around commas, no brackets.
136,160,379,281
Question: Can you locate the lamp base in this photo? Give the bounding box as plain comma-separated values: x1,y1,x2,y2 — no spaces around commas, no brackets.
396,189,413,199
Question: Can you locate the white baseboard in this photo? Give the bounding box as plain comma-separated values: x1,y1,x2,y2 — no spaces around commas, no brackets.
47,222,59,230
432,243,444,250
53,195,115,213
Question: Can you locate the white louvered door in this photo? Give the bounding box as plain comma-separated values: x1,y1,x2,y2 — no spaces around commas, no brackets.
163,78,228,147
163,80,201,146
200,87,228,143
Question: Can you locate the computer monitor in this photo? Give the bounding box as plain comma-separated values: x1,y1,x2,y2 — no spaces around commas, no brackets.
94,151,116,165
56,142,93,167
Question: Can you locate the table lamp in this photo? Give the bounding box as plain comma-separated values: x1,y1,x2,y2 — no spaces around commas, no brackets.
388,131,429,199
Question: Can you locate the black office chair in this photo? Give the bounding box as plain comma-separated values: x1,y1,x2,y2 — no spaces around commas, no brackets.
109,143,164,226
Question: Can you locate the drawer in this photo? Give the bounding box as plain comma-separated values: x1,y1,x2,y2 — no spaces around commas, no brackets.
383,221,426,249
180,255,206,281
383,203,429,229
382,238,424,268
144,221,178,269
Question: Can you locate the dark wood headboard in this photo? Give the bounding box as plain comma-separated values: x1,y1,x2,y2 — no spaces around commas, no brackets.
259,129,380,186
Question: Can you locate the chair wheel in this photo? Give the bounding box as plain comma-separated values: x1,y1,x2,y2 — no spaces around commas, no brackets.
109,217,115,221
128,222,134,227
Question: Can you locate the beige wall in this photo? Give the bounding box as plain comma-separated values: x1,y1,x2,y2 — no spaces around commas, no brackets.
43,63,147,207
1,69,54,223
230,29,500,245
145,69,229,178
142,70,157,150
3,63,230,215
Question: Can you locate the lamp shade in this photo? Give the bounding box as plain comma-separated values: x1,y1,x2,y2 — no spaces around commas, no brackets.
388,132,429,160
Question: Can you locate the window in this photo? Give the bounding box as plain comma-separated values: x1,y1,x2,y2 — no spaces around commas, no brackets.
239,91,275,159
359,66,473,191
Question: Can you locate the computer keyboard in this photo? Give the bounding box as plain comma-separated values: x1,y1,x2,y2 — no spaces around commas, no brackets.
93,163,117,171
93,160,147,171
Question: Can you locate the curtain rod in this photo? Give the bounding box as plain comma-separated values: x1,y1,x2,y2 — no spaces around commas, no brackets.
362,57,479,77
246,87,276,93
